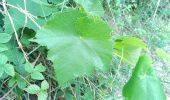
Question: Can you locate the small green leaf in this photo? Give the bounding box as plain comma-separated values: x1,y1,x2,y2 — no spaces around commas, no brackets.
0,54,8,64
0,33,11,43
38,91,48,100
34,64,46,72
8,74,26,89
41,80,49,90
123,54,166,100
31,72,44,80
25,62,34,73
8,77,16,87
25,84,40,94
114,37,147,65
4,64,15,77
17,78,27,89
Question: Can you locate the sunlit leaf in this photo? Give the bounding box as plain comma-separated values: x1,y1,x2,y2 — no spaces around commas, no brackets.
34,9,112,85
31,71,44,80
41,80,49,90
114,37,147,65
25,84,40,94
123,54,166,100
4,64,15,77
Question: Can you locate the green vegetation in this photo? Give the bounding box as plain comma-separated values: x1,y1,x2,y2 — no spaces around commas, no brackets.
0,0,170,99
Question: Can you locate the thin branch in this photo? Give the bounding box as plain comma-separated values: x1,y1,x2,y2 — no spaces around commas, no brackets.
0,84,17,100
153,0,161,20
2,0,28,62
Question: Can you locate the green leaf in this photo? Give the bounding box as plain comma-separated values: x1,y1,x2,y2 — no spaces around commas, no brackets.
156,48,170,62
38,91,48,100
0,54,8,64
41,80,49,90
25,62,34,73
34,9,112,85
4,64,15,77
31,71,44,80
34,64,46,72
4,38,26,75
17,77,27,89
8,74,26,89
75,0,104,16
8,77,16,87
24,84,40,94
0,33,11,43
114,37,147,65
123,54,166,100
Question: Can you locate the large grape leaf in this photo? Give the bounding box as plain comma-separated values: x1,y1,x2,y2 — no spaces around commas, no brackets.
34,9,112,85
75,0,104,16
114,37,147,65
123,54,166,100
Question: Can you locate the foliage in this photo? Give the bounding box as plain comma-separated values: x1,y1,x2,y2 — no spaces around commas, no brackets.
0,0,169,99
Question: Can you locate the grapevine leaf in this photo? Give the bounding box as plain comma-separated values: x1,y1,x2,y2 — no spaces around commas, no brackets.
6,0,53,17
123,54,166,100
4,8,45,34
34,9,112,85
75,0,104,16
4,0,55,34
4,0,57,34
